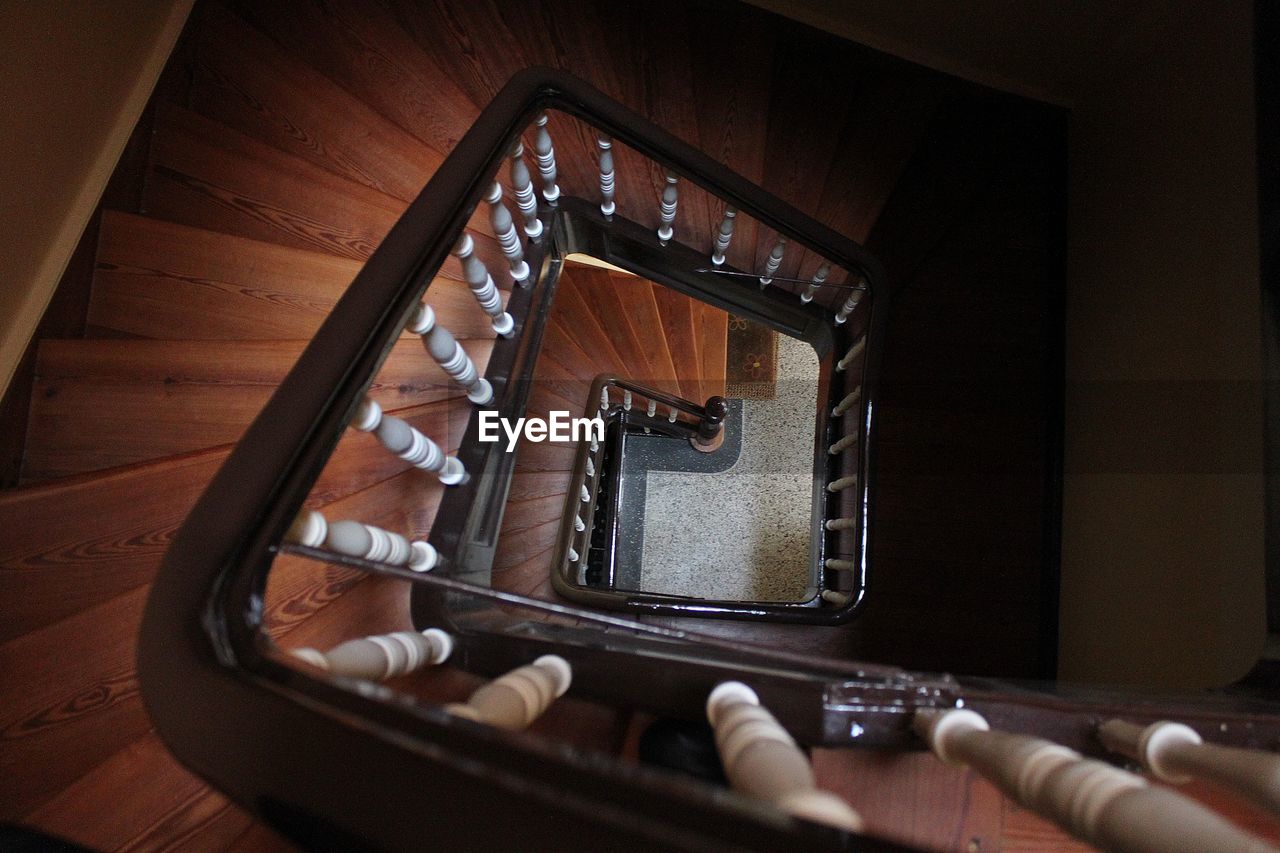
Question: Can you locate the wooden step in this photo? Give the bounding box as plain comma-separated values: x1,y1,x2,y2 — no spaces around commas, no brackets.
90,212,499,341
0,396,469,647
223,0,479,160
0,450,227,646
22,733,245,852
187,2,443,204
147,101,509,281
146,103,403,261
0,586,154,818
0,396,472,820
23,337,492,480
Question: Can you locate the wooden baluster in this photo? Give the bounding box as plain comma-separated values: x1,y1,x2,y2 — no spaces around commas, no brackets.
800,263,831,303
707,682,863,831
287,510,438,572
835,288,861,324
829,434,858,455
821,590,851,606
352,399,465,484
597,135,616,217
485,182,530,285
657,172,678,245
759,237,787,287
292,628,453,681
533,112,560,203
831,387,861,417
1099,719,1280,817
446,655,572,730
827,475,857,492
836,338,865,372
916,708,1276,853
712,207,736,266
824,558,855,572
825,518,856,531
509,141,542,238
406,303,493,405
452,233,515,338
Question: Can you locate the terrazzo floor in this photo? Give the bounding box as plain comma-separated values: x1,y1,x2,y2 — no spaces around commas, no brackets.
638,334,820,601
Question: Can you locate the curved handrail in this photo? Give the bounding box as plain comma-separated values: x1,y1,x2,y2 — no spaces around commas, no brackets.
137,67,889,850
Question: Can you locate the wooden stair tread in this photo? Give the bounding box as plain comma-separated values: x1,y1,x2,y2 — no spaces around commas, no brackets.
224,0,479,160
146,102,402,261
0,396,474,821
23,732,241,852
23,337,491,480
187,1,444,204
90,211,496,341
0,448,228,647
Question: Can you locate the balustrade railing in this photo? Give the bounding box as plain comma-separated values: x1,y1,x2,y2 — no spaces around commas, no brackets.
137,69,1280,853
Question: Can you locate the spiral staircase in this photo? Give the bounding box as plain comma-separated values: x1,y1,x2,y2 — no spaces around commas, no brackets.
4,0,1277,850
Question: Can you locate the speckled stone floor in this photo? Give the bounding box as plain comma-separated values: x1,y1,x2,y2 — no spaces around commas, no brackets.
637,334,820,601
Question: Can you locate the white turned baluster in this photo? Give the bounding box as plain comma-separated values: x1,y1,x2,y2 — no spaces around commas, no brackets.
657,172,678,244
645,398,656,433
623,389,632,411
597,135,616,217
668,407,678,423
916,709,1276,853
485,182,530,284
580,484,591,503
829,434,858,455
836,338,866,372
574,514,586,533
292,628,453,681
352,399,464,485
446,655,572,730
827,476,857,492
406,303,493,405
1100,719,1280,817
287,510,438,572
568,546,579,563
533,113,560,203
825,518,856,531
800,263,830,303
590,436,600,453
599,386,610,411
509,142,542,238
712,207,736,266
824,558,855,572
707,682,863,831
835,288,861,324
832,387,861,417
584,457,595,478
821,590,851,606
452,233,515,337
759,237,787,287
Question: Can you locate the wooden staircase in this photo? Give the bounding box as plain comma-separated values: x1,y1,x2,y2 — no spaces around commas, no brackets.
0,0,1085,848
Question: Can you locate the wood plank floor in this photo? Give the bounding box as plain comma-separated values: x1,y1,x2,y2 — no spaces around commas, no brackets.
0,0,1083,848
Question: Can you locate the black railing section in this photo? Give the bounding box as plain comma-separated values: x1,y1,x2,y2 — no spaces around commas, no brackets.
552,372,851,623
137,69,1280,851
